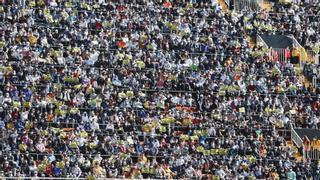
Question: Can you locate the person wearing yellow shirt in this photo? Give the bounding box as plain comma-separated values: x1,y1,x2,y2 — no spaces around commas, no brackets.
162,164,174,179
92,162,106,178
139,153,148,165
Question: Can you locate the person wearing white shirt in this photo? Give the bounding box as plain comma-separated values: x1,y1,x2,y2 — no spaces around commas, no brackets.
72,163,82,178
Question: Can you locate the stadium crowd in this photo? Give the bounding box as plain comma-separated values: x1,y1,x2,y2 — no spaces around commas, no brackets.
241,0,320,50
0,0,319,179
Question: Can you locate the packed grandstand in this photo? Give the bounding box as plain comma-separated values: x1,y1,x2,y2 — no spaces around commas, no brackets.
0,0,319,179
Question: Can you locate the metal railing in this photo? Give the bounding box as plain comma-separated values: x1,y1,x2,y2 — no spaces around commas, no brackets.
256,35,307,68
256,35,268,48
303,140,320,161
260,45,319,90
270,48,290,63
0,150,298,165
291,127,303,148
265,47,312,66
233,0,263,12
307,147,320,160
291,126,320,161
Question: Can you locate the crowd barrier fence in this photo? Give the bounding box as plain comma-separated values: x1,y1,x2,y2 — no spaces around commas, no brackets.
306,147,320,161
291,127,303,148
270,48,289,63
292,126,320,161
233,0,263,12
268,48,315,63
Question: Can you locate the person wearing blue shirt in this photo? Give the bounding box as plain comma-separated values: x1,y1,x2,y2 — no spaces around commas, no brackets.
53,166,62,177
287,168,296,180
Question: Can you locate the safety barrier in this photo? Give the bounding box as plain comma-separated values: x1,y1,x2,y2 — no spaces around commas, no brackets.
233,0,263,12
265,47,319,90
257,35,306,68
266,47,310,65
307,147,320,160
290,37,309,67
291,128,303,148
0,119,289,140
256,35,268,48
294,127,320,161
270,48,290,63
303,139,320,161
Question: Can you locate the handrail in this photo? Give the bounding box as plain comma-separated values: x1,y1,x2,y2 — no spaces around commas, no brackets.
0,122,289,141
0,150,297,163
233,0,262,12
256,35,268,48
1,2,320,17
0,80,315,98
0,19,248,40
0,62,301,79
291,127,303,148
